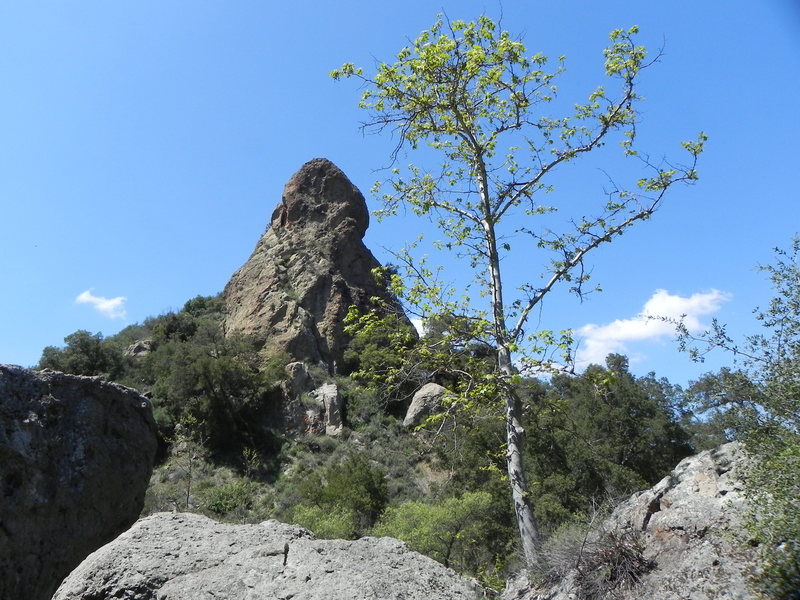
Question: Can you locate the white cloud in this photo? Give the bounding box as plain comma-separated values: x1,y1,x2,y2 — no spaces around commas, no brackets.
574,289,731,368
75,289,127,319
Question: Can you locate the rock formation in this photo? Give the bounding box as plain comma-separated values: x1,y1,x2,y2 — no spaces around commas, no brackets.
403,382,449,428
124,338,156,360
278,362,344,435
506,443,758,600
223,158,407,369
53,512,483,600
0,365,158,600
312,381,343,436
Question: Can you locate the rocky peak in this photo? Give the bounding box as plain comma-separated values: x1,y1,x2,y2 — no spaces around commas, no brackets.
223,158,407,368
270,157,369,236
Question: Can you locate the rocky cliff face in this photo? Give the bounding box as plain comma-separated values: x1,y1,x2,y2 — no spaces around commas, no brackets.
222,158,405,369
0,365,158,600
53,512,482,600
506,443,758,600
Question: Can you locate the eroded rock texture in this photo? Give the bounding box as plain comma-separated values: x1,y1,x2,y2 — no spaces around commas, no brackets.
0,365,158,600
223,158,405,369
507,443,758,600
53,512,481,600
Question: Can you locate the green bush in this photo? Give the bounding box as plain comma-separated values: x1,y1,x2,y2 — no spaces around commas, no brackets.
201,479,267,523
374,491,500,575
292,504,358,539
747,440,800,599
292,452,388,538
38,330,124,378
527,355,693,528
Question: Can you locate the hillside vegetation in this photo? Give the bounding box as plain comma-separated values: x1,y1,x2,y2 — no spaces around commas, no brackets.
36,240,800,598
38,293,709,586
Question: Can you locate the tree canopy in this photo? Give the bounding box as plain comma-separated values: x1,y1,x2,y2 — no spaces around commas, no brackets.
333,14,704,566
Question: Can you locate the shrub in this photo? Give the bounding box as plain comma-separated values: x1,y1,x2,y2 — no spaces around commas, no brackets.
374,491,499,575
38,330,124,378
747,440,800,599
292,504,358,539
574,529,654,599
290,452,388,539
201,479,267,523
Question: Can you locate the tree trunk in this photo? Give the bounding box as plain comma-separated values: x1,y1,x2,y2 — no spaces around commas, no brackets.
499,347,541,569
483,205,541,568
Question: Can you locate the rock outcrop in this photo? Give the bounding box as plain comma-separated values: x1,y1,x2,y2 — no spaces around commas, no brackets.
0,365,158,600
124,338,156,359
312,381,343,436
506,443,757,600
54,512,482,600
278,363,343,435
223,158,407,369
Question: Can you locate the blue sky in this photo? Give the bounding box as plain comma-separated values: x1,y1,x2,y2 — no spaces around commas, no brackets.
1,1,798,387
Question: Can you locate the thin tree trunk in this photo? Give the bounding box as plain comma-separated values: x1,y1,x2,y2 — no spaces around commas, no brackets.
483,204,541,568
499,357,540,569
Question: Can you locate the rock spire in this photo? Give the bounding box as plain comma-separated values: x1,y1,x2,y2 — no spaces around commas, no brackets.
223,158,406,368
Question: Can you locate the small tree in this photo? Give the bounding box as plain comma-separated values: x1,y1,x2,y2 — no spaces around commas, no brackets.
374,491,498,574
39,330,123,378
333,15,704,566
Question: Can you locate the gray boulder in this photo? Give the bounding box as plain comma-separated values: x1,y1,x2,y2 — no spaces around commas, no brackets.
313,381,343,436
279,363,343,436
124,338,156,359
507,443,758,600
403,382,449,428
222,158,411,369
53,512,483,600
0,365,158,600
285,361,313,397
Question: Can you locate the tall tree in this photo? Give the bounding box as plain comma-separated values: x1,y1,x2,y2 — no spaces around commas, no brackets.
332,15,704,566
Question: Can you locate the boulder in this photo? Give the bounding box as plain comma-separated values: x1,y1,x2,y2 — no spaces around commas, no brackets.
53,512,482,600
312,381,343,436
124,338,156,359
222,158,410,369
285,361,313,397
0,365,158,600
403,382,449,428
279,361,315,433
507,443,758,600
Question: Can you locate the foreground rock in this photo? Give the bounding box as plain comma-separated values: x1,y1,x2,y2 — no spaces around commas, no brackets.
0,365,158,600
54,512,482,600
507,443,757,600
223,158,410,369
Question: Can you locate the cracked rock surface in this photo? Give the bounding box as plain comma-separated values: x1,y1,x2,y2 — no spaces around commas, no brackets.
0,365,158,600
222,158,409,369
53,512,482,600
507,443,758,600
